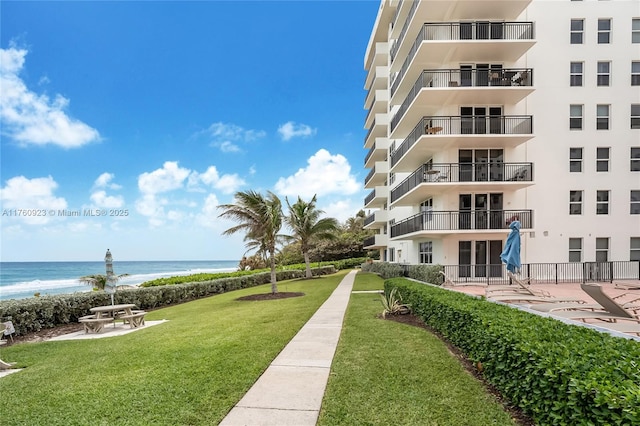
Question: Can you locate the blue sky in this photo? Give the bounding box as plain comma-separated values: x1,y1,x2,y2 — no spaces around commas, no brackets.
0,0,378,262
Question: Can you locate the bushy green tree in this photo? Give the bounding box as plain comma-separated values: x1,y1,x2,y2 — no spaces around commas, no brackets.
285,195,339,279
218,190,285,294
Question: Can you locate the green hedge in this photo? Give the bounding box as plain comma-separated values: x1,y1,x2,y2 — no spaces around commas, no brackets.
385,278,640,425
140,258,364,287
361,261,443,284
0,266,336,336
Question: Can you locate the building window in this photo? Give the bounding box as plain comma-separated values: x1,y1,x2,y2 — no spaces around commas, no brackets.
569,238,582,262
388,247,395,262
633,18,640,43
596,190,609,214
596,147,610,172
632,147,640,171
631,190,640,214
632,62,640,85
597,62,610,86
570,62,583,86
571,19,584,44
631,237,640,261
419,242,433,264
632,104,640,129
597,19,611,44
570,190,583,215
570,148,583,172
595,237,609,262
570,104,583,130
389,172,395,185
596,104,609,130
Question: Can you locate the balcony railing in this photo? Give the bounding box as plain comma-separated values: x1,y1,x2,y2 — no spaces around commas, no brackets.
390,116,533,168
424,21,534,41
393,67,534,98
391,209,532,237
363,235,377,247
390,0,419,63
391,69,532,130
390,21,534,95
391,162,533,202
439,261,639,285
364,168,376,185
364,213,376,227
364,189,376,206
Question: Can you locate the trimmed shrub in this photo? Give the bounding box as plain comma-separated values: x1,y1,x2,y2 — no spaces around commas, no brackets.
360,261,405,279
385,278,640,425
0,266,336,336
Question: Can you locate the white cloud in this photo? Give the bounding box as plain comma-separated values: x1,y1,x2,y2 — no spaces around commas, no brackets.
277,121,316,141
322,199,363,224
135,193,167,227
90,190,124,208
220,141,241,153
94,172,121,190
201,122,266,153
274,149,360,198
138,161,190,195
196,193,221,228
190,166,245,195
0,175,67,224
0,46,100,148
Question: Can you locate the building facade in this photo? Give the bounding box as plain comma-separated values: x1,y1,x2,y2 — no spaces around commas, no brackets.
363,0,639,280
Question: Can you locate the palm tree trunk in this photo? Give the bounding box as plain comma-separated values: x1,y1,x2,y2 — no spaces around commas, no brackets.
269,248,278,294
304,251,312,279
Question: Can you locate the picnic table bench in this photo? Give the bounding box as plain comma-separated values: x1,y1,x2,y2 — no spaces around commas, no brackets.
78,315,114,333
117,311,147,328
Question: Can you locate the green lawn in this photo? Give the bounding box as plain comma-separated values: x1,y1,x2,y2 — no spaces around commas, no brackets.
318,272,518,425
1,270,518,425
0,272,347,426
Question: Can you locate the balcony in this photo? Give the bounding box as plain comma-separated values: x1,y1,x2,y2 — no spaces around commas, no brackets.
391,209,533,239
364,186,389,209
390,69,533,134
391,162,534,206
390,116,533,172
391,67,533,104
364,115,389,149
363,233,388,249
364,90,389,129
364,209,387,229
364,161,389,188
391,20,535,75
364,137,389,168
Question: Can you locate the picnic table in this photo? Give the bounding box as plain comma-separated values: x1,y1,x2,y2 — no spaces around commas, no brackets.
79,304,147,333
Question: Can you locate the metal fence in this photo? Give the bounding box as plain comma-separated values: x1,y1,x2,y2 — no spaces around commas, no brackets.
436,261,640,285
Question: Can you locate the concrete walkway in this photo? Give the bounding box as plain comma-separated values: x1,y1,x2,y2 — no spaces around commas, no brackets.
219,270,356,426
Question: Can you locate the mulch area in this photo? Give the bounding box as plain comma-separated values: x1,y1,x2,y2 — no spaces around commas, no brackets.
384,312,535,426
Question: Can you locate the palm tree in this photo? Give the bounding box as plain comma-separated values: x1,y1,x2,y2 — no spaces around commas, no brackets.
218,190,284,294
78,273,129,291
285,195,339,279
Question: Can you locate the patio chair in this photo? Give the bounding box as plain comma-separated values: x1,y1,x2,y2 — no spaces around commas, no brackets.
529,293,640,313
485,271,551,298
547,283,640,322
0,358,17,370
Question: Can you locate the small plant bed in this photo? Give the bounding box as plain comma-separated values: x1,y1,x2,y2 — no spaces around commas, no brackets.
236,292,304,301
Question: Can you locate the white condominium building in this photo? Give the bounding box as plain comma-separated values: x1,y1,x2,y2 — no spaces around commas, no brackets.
362,0,639,281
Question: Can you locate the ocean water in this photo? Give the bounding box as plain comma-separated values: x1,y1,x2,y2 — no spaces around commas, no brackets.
0,260,239,301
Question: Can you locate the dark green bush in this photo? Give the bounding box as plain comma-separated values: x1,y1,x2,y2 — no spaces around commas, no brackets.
360,261,405,279
0,266,336,336
385,278,640,425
